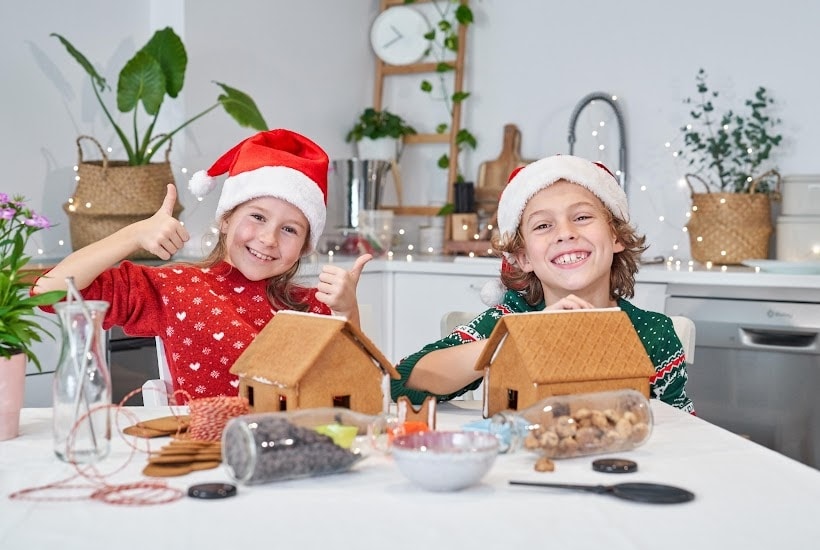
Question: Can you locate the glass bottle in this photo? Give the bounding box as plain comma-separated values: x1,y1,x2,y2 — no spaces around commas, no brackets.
222,408,397,485
52,300,112,463
490,389,653,459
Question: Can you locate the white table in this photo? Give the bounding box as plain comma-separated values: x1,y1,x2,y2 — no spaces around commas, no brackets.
2,401,820,549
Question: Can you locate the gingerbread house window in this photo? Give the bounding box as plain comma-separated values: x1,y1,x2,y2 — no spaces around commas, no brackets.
332,395,351,409
507,389,519,411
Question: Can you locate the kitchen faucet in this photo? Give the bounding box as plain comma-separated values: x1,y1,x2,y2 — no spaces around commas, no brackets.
567,92,628,195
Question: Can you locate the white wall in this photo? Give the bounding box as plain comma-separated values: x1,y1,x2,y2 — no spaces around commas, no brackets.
4,0,819,262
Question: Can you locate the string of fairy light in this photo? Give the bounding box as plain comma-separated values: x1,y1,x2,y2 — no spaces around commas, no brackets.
32,105,739,270
556,95,724,271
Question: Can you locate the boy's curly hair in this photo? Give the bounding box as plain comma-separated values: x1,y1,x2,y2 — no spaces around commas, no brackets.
493,207,647,306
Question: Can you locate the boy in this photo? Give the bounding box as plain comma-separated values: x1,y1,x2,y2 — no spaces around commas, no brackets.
391,154,694,412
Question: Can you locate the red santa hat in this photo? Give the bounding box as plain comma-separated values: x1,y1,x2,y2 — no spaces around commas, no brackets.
480,154,628,305
188,129,329,253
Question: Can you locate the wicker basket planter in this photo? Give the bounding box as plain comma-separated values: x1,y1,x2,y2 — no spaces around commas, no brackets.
685,173,780,265
64,136,182,260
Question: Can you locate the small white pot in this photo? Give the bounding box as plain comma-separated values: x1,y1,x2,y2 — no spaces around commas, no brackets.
781,175,820,216
776,215,820,261
355,137,399,161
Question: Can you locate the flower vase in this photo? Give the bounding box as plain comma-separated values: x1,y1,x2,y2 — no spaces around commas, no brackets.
0,353,27,441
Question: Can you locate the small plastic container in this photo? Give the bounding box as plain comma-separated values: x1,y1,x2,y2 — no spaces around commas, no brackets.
222,408,396,485
490,389,653,459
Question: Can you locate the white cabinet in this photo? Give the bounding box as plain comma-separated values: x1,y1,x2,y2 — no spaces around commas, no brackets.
631,283,668,312
389,272,494,363
355,272,387,354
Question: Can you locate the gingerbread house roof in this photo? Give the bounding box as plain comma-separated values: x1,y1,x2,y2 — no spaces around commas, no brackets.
230,311,399,386
474,308,655,383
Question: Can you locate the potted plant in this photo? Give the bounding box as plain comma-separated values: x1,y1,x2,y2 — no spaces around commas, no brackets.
345,107,417,160
0,194,65,440
675,68,784,264
677,68,783,194
51,27,269,255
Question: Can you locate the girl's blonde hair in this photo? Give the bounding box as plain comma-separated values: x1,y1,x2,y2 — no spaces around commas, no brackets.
189,205,313,312
493,207,647,306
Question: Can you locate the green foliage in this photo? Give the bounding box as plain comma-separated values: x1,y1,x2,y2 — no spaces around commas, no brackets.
51,27,268,166
345,108,417,142
411,0,477,180
677,68,783,194
0,195,65,371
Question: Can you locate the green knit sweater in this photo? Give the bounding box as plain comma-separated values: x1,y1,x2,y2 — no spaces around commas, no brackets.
391,291,695,412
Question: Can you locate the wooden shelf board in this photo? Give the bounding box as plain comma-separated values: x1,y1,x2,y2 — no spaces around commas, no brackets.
381,206,440,216
443,240,496,256
382,61,455,75
404,133,450,145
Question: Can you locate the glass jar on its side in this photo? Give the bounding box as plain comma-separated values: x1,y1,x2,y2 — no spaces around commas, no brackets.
222,408,397,485
490,389,653,459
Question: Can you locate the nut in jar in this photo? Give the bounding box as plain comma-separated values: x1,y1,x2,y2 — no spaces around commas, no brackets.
490,389,653,458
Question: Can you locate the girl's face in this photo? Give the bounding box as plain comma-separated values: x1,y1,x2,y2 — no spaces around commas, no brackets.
220,196,309,281
514,181,624,307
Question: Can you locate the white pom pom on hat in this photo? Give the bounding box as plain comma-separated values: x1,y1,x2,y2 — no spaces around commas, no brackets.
188,169,217,198
187,129,329,253
480,154,628,306
480,278,508,307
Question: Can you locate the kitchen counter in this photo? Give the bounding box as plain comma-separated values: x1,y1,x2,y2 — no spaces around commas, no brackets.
299,254,820,302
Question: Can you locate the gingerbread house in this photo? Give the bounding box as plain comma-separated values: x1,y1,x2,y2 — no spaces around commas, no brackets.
229,311,399,415
474,308,655,417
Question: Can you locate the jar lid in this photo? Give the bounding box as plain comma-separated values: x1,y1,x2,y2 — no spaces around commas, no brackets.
592,458,638,473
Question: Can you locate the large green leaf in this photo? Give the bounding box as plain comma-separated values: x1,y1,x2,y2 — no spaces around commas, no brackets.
140,27,187,98
50,33,109,93
214,82,268,131
117,51,166,115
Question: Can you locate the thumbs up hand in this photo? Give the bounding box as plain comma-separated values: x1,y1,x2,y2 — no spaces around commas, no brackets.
138,184,190,260
316,253,373,328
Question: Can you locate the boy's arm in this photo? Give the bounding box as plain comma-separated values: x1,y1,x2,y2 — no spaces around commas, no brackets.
405,339,488,395
33,185,188,294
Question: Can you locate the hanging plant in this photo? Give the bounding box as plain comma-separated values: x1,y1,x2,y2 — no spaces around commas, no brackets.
412,0,476,181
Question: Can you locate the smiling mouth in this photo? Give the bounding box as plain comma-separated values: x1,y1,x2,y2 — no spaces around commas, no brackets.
247,247,274,261
553,251,589,265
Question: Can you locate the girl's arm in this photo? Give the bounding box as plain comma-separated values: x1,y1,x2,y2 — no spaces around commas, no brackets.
33,184,188,294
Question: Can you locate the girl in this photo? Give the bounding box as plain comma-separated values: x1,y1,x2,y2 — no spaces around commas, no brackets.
35,129,371,399
391,154,694,412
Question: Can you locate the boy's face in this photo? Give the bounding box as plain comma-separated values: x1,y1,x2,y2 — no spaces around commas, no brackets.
221,196,309,281
514,180,624,306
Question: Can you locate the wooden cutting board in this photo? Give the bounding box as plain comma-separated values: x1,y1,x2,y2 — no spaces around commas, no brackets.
475,124,532,217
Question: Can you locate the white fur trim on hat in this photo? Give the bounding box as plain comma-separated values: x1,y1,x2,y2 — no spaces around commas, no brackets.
497,155,628,243
215,165,327,252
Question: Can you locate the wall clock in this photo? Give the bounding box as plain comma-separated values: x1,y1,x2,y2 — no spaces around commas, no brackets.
370,5,431,66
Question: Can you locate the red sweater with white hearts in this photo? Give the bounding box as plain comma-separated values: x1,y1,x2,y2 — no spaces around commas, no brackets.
62,261,330,400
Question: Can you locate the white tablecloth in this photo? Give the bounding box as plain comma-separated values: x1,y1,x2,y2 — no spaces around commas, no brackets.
2,401,820,549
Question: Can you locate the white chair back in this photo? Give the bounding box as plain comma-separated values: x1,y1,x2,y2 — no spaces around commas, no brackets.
141,337,172,406
670,315,696,365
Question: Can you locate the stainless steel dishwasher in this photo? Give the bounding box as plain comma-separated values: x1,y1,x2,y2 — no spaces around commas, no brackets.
666,294,820,468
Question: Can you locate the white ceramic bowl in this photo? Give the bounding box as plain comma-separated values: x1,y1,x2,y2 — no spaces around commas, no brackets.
391,431,499,492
